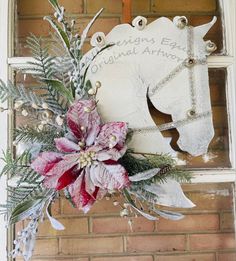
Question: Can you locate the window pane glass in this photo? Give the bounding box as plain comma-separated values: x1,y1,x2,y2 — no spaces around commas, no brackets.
15,0,225,56
136,0,225,54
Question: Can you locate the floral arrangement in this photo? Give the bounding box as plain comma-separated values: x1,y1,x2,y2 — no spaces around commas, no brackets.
0,0,194,260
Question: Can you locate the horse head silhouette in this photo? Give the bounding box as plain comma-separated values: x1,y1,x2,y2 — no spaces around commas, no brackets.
82,16,217,157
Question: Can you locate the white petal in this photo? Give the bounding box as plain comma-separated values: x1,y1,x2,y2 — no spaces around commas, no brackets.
89,162,129,190
85,167,96,195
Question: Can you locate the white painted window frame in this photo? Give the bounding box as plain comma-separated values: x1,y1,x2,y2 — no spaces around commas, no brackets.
0,1,12,260
2,0,236,187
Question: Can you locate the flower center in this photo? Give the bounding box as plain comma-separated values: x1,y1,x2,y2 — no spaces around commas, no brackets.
79,151,96,168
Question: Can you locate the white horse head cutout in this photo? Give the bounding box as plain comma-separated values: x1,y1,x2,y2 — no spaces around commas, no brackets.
82,16,217,157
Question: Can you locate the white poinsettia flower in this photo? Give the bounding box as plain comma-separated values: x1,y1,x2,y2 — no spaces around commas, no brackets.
90,32,106,48
132,16,147,30
173,16,188,29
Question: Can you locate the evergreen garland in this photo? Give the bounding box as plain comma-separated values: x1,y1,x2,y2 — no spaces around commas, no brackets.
0,150,45,214
25,34,69,113
15,125,65,151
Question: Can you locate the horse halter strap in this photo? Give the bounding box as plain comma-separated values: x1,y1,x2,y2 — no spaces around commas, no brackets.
133,26,212,134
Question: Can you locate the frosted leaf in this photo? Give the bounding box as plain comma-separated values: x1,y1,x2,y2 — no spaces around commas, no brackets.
153,208,184,220
129,168,160,182
144,178,195,208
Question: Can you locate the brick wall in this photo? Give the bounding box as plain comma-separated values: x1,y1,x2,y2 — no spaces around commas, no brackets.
15,1,236,260
16,183,236,261
16,0,223,55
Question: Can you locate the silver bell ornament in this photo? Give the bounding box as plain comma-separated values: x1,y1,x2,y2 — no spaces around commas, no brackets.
132,16,147,30
185,58,196,68
91,32,106,48
205,40,217,53
187,109,196,118
173,16,188,29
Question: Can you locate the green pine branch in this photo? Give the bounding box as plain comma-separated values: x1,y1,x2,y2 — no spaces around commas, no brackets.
0,79,43,104
120,152,192,186
0,150,47,215
0,150,31,178
14,125,65,151
25,34,69,113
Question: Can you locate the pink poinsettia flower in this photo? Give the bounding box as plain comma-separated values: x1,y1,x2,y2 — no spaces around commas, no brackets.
31,99,130,213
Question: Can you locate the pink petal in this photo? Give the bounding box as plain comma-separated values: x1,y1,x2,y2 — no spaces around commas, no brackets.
68,173,83,206
95,122,128,150
80,187,107,213
89,162,130,191
86,124,101,146
67,100,101,145
31,152,63,176
68,173,99,213
56,168,79,190
55,137,80,153
44,157,79,189
84,166,96,195
96,146,127,161
47,157,78,177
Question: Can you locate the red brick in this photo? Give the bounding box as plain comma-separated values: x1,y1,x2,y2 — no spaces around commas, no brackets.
93,256,153,261
18,16,119,39
155,253,216,261
190,233,236,250
156,214,219,232
75,17,120,37
185,191,232,211
83,195,123,214
17,0,83,15
61,197,122,215
30,257,89,261
61,236,123,255
86,0,122,14
152,0,217,12
221,212,234,230
15,221,24,233
38,217,88,236
218,252,236,261
92,217,155,234
18,19,51,37
61,197,81,215
132,1,150,14
33,239,58,256
50,198,61,216
126,235,186,252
